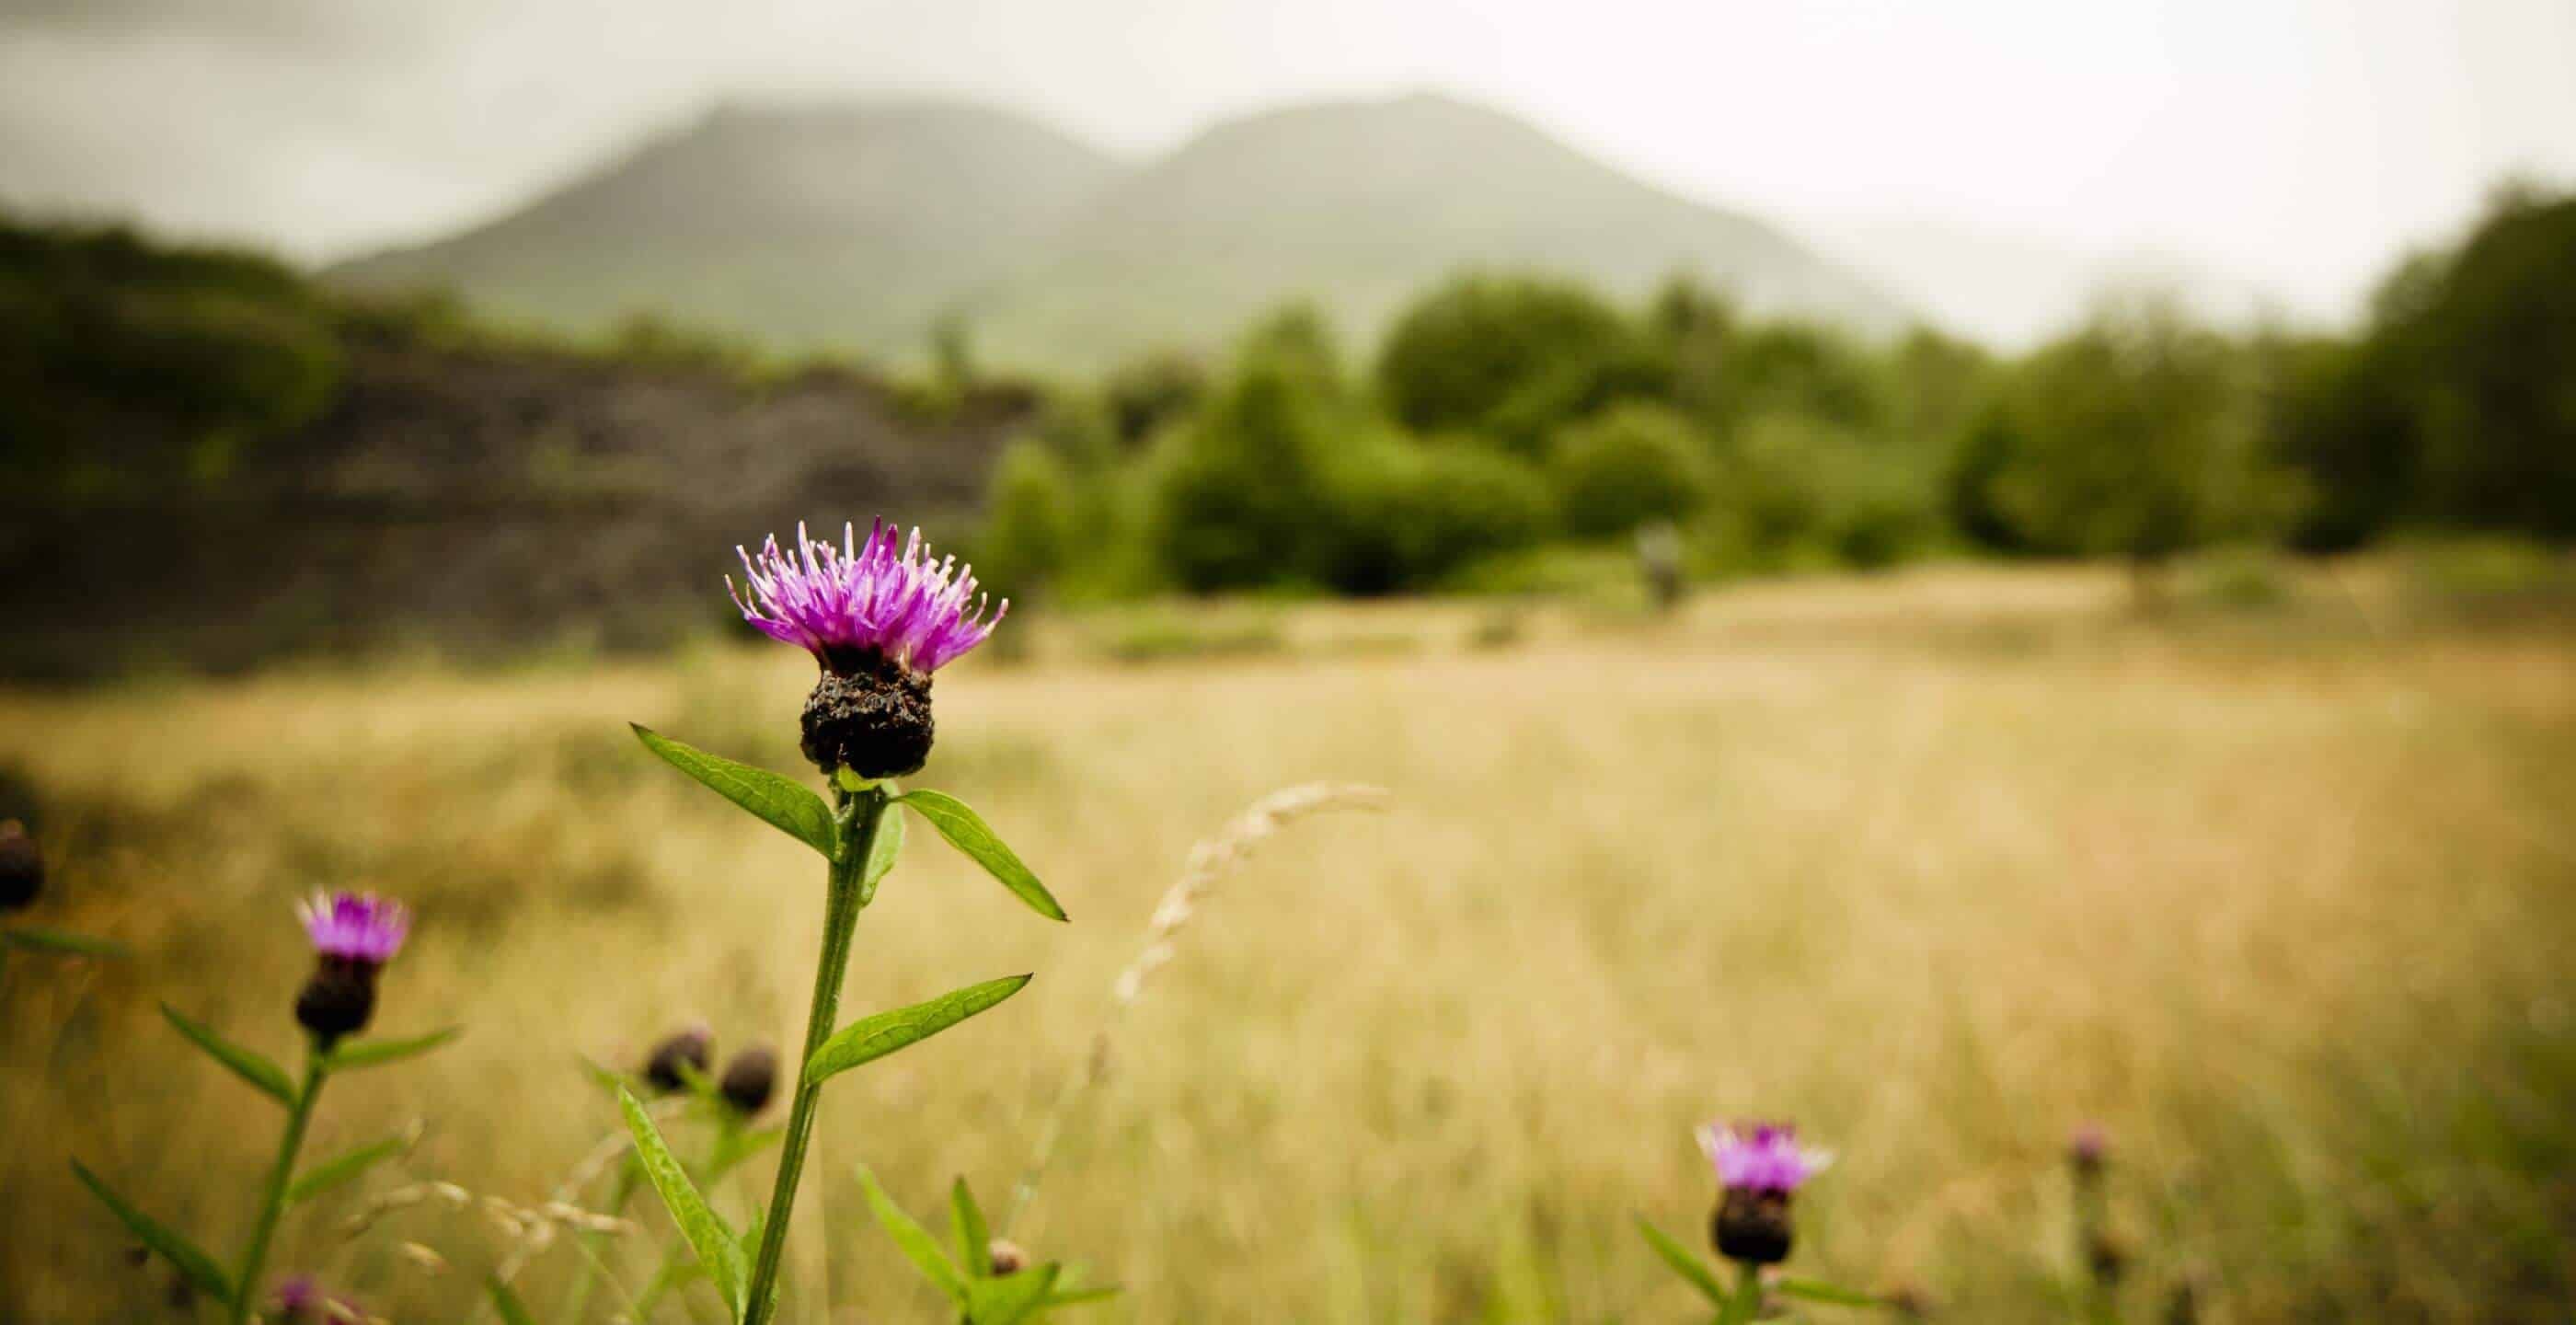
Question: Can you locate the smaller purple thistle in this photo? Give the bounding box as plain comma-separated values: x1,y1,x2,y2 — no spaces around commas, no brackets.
1698,1121,1832,1194
1698,1120,1832,1266
298,892,410,966
270,1273,360,1323
293,891,409,1047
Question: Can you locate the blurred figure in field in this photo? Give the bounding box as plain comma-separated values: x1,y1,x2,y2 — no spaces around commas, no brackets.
1636,520,1685,615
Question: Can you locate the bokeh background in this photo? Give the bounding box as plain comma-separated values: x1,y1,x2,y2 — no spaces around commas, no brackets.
4,2,2572,1320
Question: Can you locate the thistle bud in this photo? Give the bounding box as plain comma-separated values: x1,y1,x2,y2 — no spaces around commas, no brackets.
2085,1229,2129,1286
719,1044,778,1115
2067,1122,2110,1181
799,656,935,780
644,1023,715,1094
1712,1187,1796,1265
295,959,378,1047
986,1239,1029,1276
0,819,41,913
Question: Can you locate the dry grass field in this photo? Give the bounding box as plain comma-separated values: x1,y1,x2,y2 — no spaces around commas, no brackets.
4,560,2572,1322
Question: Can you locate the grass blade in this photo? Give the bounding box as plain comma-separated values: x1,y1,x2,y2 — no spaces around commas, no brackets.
486,1274,538,1325
1776,1276,1887,1308
159,1004,293,1106
805,974,1032,1087
857,1165,966,1304
1635,1216,1728,1306
288,1132,412,1204
633,724,837,858
949,1176,991,1278
898,789,1065,921
328,1025,463,1071
69,1160,233,1303
616,1086,745,1314
3,927,123,956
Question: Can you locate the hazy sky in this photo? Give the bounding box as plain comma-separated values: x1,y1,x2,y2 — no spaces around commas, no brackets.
3,0,2570,322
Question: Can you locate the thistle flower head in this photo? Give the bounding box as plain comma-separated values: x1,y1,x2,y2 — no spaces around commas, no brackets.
1697,1121,1832,1195
297,891,410,966
270,1273,358,1323
2067,1121,2110,1175
730,520,1007,676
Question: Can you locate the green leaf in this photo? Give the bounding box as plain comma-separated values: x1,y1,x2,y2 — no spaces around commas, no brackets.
857,1165,967,1305
633,724,838,858
965,1262,1061,1325
289,1132,412,1204
1041,1285,1121,1309
3,926,123,956
1776,1277,1886,1309
897,789,1065,921
1636,1216,1728,1307
805,974,1033,1087
159,1004,293,1106
950,1177,992,1279
69,1160,233,1303
486,1274,538,1325
328,1025,463,1071
616,1086,745,1314
860,791,905,904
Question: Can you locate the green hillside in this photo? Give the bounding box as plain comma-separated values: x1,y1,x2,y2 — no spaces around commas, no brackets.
326,93,1904,371
327,98,1122,358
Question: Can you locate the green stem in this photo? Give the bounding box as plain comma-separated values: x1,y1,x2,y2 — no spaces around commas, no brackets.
232,1047,328,1325
742,786,882,1325
1718,1260,1765,1325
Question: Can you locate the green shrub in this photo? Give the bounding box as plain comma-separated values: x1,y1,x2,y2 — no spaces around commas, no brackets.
1548,404,1713,538
1317,442,1555,594
1375,274,1639,453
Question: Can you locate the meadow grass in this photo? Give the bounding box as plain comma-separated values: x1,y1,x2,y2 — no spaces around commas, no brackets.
3,561,2570,1322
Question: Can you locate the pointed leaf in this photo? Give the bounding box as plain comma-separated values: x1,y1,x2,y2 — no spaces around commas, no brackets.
616,1087,745,1314
3,927,124,956
160,1004,293,1106
633,724,837,858
70,1160,232,1303
486,1274,538,1325
805,974,1033,1087
965,1262,1061,1325
1636,1216,1728,1306
289,1132,413,1204
1776,1277,1886,1308
897,789,1065,921
328,1025,463,1071
857,1165,967,1304
950,1177,992,1278
860,791,905,904
1041,1285,1121,1308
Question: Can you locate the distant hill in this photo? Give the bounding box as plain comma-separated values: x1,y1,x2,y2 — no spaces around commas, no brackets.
969,93,1904,368
328,99,1122,358
328,93,1904,371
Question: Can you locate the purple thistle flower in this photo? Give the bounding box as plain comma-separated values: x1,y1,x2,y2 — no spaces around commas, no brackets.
1697,1121,1833,1195
270,1273,360,1322
297,891,410,967
730,520,1007,675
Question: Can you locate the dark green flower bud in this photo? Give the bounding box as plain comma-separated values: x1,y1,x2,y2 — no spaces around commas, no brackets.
1712,1187,1795,1265
644,1023,714,1094
799,652,934,779
0,819,41,913
719,1044,777,1115
294,958,379,1049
